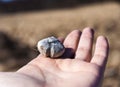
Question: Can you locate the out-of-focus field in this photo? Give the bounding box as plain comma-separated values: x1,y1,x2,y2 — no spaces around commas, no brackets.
0,2,120,87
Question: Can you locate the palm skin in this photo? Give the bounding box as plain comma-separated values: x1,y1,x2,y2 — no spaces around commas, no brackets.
20,56,101,87
16,28,109,87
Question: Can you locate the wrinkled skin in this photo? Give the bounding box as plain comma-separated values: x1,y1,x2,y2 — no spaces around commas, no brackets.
0,27,109,87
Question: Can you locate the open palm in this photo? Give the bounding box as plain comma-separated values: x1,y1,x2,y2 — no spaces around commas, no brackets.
17,28,109,87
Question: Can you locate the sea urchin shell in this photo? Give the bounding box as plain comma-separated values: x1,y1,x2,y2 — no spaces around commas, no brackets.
37,36,65,58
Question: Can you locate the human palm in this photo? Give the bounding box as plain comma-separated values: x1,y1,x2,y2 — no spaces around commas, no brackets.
17,28,109,87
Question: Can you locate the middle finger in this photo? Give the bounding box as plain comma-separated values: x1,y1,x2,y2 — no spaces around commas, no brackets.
75,28,94,61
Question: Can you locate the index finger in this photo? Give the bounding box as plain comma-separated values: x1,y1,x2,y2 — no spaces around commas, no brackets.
62,30,81,58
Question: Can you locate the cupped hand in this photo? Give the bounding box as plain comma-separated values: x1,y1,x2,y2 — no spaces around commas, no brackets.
17,28,109,87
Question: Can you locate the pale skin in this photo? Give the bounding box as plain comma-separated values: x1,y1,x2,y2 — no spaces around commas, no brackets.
0,27,109,87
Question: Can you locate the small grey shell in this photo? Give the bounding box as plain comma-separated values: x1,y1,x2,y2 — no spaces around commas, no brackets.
37,36,65,58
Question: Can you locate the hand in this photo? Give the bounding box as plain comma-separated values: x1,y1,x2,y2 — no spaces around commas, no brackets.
17,27,109,87
0,28,109,87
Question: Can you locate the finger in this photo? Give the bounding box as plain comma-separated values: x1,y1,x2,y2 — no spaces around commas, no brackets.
75,27,94,61
58,37,64,43
62,30,81,58
91,36,109,67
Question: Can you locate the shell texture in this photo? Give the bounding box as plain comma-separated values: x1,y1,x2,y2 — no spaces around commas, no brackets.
37,36,65,58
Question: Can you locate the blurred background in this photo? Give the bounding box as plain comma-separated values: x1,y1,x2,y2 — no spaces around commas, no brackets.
0,0,120,87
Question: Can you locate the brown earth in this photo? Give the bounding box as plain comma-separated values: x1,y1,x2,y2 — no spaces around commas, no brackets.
0,2,120,87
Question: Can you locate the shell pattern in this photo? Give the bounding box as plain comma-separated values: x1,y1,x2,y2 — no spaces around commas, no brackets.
37,36,65,58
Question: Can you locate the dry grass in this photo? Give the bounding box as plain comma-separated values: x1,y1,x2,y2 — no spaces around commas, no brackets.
0,2,120,87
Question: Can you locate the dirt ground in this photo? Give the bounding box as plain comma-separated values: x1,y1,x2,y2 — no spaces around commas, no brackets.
0,2,120,87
